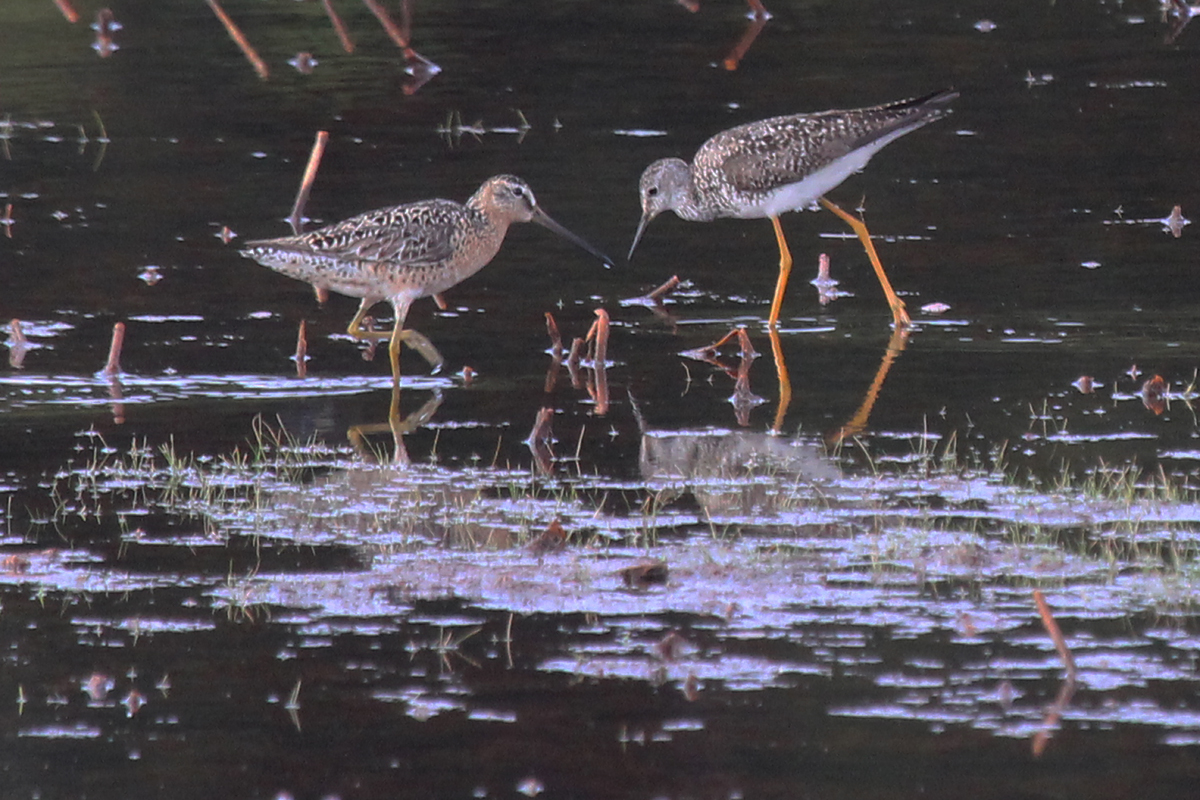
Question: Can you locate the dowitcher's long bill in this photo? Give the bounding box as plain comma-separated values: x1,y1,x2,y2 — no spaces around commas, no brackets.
241,174,613,384
629,89,957,328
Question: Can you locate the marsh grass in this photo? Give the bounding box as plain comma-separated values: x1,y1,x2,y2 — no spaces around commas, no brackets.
22,415,1200,612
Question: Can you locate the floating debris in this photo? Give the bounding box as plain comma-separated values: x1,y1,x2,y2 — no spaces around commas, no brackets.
920,301,951,314
122,689,144,718
1,553,30,573
516,776,544,797
811,253,842,305
1024,70,1054,87
137,265,162,285
83,673,113,702
1163,204,1190,238
1072,375,1094,394
620,559,669,588
528,518,568,555
91,8,121,57
654,631,687,662
1141,374,1167,415
1164,0,1200,44
288,52,317,74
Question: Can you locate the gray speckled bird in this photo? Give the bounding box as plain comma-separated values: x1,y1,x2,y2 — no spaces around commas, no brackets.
242,175,613,383
629,90,957,327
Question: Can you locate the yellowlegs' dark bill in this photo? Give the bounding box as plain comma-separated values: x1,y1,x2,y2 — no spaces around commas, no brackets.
241,175,613,384
628,89,957,328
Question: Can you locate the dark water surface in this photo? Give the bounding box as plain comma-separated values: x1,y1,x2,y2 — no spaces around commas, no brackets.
4,1,1200,798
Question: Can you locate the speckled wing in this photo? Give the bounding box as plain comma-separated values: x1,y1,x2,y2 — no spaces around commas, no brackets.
288,198,464,265
711,93,953,202
706,115,862,200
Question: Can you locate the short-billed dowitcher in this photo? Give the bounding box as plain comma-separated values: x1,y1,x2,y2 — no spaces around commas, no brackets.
242,175,613,383
628,89,957,327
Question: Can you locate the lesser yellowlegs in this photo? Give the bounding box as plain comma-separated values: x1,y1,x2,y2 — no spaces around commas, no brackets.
628,89,957,327
242,174,613,384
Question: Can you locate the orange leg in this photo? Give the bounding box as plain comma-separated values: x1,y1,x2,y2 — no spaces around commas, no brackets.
819,197,911,328
768,326,792,434
767,215,793,327
826,326,909,446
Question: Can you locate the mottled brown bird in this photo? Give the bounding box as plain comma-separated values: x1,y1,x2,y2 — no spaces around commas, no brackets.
243,175,612,382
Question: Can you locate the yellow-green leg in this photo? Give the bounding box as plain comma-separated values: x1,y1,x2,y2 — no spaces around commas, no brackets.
345,298,444,383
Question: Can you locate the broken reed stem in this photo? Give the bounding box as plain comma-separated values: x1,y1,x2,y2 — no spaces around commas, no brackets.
8,320,26,347
8,319,28,369
590,360,610,416
361,0,411,49
566,338,584,371
587,308,610,367
206,0,270,80
735,327,758,359
647,274,680,302
699,325,744,356
566,337,585,388
103,322,125,377
53,0,79,23
544,312,563,355
543,314,563,394
721,8,769,71
321,0,356,52
1033,589,1077,678
93,8,118,58
288,130,329,234
528,406,554,446
587,309,610,415
294,320,308,378
504,612,515,668
398,0,413,44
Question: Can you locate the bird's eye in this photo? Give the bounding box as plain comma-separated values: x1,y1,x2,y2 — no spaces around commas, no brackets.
647,187,659,197
512,186,525,197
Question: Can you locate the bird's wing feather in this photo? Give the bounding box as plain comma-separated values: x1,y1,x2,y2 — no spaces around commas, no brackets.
294,199,463,265
715,117,859,196
713,98,949,196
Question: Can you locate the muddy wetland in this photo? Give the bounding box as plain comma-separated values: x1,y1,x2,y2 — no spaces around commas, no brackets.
4,1,1200,798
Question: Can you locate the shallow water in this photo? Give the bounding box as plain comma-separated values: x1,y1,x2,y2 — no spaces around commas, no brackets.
4,0,1200,797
